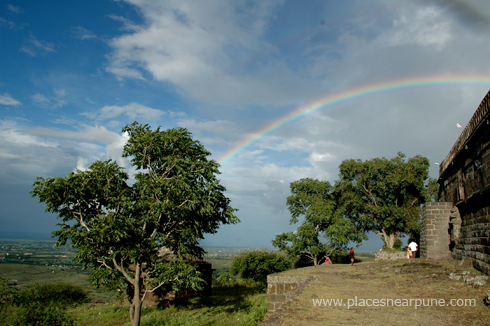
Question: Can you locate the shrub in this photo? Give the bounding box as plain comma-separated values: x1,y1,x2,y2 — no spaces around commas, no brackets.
230,250,291,284
0,302,74,326
215,272,236,287
0,277,16,306
0,281,87,326
14,282,89,307
382,239,404,250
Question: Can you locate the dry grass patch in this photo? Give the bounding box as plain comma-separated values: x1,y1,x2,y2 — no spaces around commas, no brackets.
266,259,490,326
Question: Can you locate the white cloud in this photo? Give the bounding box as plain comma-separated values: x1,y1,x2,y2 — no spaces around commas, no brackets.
176,119,237,133
0,18,16,29
82,102,166,121
220,162,325,214
308,152,336,163
0,93,21,106
75,156,92,171
72,26,96,40
257,136,315,153
106,0,322,106
54,89,66,97
0,152,19,159
387,7,452,49
31,93,50,104
26,125,122,145
20,35,56,56
30,90,67,109
7,5,21,13
0,121,132,185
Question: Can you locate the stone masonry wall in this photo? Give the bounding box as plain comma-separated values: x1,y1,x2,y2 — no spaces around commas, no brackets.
438,90,490,275
420,202,453,260
375,251,408,261
452,196,490,275
267,274,316,313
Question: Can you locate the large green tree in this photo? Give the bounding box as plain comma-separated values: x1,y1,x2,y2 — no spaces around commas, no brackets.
272,178,360,266
31,122,238,326
336,152,433,249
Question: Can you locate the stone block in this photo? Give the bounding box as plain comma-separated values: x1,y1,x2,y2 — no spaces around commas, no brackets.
267,293,286,303
285,283,298,293
277,283,284,295
267,302,276,312
268,283,276,294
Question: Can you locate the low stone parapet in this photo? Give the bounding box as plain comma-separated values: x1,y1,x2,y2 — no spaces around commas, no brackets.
267,274,316,313
375,250,409,261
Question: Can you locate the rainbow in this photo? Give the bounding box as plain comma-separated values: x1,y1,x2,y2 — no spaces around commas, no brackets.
217,74,490,166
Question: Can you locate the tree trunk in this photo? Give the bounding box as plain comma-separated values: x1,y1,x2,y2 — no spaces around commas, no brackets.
129,263,142,326
313,254,318,266
383,231,397,249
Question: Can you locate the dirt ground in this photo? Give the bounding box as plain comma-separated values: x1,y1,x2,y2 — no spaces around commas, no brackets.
263,258,490,325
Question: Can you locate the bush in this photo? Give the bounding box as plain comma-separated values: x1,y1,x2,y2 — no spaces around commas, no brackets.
215,272,236,287
14,282,89,307
230,250,291,284
0,277,16,306
0,302,74,326
0,281,87,326
382,239,404,250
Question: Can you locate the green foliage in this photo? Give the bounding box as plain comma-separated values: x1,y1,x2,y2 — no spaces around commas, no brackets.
382,238,403,251
31,121,238,326
0,276,16,306
272,178,361,266
393,239,403,250
230,250,291,284
425,178,439,202
13,282,89,307
336,152,431,249
215,272,236,287
1,302,74,326
0,281,86,326
136,285,267,326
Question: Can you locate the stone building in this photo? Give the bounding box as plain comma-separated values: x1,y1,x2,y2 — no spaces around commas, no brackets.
126,248,214,308
421,90,490,275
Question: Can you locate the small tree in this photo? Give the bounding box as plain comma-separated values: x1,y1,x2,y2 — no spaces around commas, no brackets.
230,250,291,284
336,152,432,249
31,122,238,326
272,178,360,266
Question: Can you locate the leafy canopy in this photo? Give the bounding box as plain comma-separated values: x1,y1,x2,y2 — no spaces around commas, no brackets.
31,122,238,326
336,152,433,248
230,250,291,284
272,178,360,266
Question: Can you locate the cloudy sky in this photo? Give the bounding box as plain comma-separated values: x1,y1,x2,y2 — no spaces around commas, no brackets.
2,0,490,250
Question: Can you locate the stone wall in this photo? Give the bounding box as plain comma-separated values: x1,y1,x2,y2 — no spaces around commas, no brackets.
437,90,490,275
267,274,316,313
375,250,408,260
451,198,490,275
420,202,453,259
128,260,214,308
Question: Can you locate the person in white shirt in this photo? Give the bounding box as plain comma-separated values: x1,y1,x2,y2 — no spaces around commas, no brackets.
408,241,418,259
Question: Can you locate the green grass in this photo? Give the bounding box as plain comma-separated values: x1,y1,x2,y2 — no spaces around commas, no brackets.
68,301,129,326
68,284,267,326
0,263,115,302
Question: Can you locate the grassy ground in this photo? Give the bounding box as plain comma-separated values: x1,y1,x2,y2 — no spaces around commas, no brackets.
0,263,115,302
265,258,490,325
68,284,267,326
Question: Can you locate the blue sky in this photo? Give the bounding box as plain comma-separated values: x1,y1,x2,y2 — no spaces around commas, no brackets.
2,0,490,251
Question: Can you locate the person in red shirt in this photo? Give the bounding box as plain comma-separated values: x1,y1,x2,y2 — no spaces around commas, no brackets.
349,248,355,266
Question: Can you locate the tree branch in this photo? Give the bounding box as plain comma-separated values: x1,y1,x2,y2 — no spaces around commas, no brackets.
73,209,90,232
112,258,135,285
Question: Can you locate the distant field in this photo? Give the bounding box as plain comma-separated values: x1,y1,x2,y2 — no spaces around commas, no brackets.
0,239,116,301
1,239,376,302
